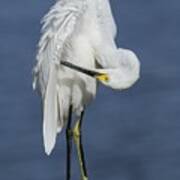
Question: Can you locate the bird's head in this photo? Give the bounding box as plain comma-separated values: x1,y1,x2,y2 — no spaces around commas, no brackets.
95,49,140,90
60,51,140,90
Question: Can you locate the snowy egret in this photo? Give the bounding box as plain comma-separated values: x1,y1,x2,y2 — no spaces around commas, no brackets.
33,0,140,179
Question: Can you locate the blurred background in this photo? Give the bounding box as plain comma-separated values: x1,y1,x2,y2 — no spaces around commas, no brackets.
0,0,180,179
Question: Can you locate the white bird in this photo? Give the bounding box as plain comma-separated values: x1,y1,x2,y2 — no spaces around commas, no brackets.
33,0,140,179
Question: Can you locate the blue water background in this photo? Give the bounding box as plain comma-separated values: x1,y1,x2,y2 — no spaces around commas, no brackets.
0,0,180,179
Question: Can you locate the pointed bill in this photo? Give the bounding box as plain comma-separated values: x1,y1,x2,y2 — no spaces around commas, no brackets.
61,60,109,82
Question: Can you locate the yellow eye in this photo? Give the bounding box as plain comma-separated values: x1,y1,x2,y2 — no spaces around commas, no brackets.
96,74,109,82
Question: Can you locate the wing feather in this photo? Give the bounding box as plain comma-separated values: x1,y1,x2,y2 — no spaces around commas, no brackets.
43,63,58,155
33,0,87,155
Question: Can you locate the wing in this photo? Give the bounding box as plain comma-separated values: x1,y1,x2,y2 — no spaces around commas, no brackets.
96,0,117,38
33,0,87,95
33,0,87,155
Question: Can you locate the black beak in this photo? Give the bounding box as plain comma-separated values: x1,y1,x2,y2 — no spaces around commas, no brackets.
61,60,101,77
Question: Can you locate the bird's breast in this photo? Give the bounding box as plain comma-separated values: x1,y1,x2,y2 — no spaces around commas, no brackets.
57,34,97,115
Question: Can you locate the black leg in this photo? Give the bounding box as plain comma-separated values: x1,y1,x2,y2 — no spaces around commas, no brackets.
66,105,73,180
79,110,88,178
73,110,88,180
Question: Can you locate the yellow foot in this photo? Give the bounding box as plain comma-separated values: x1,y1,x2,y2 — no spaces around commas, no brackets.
81,175,88,180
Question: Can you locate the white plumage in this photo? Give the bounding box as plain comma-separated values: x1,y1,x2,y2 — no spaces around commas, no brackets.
33,0,140,155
